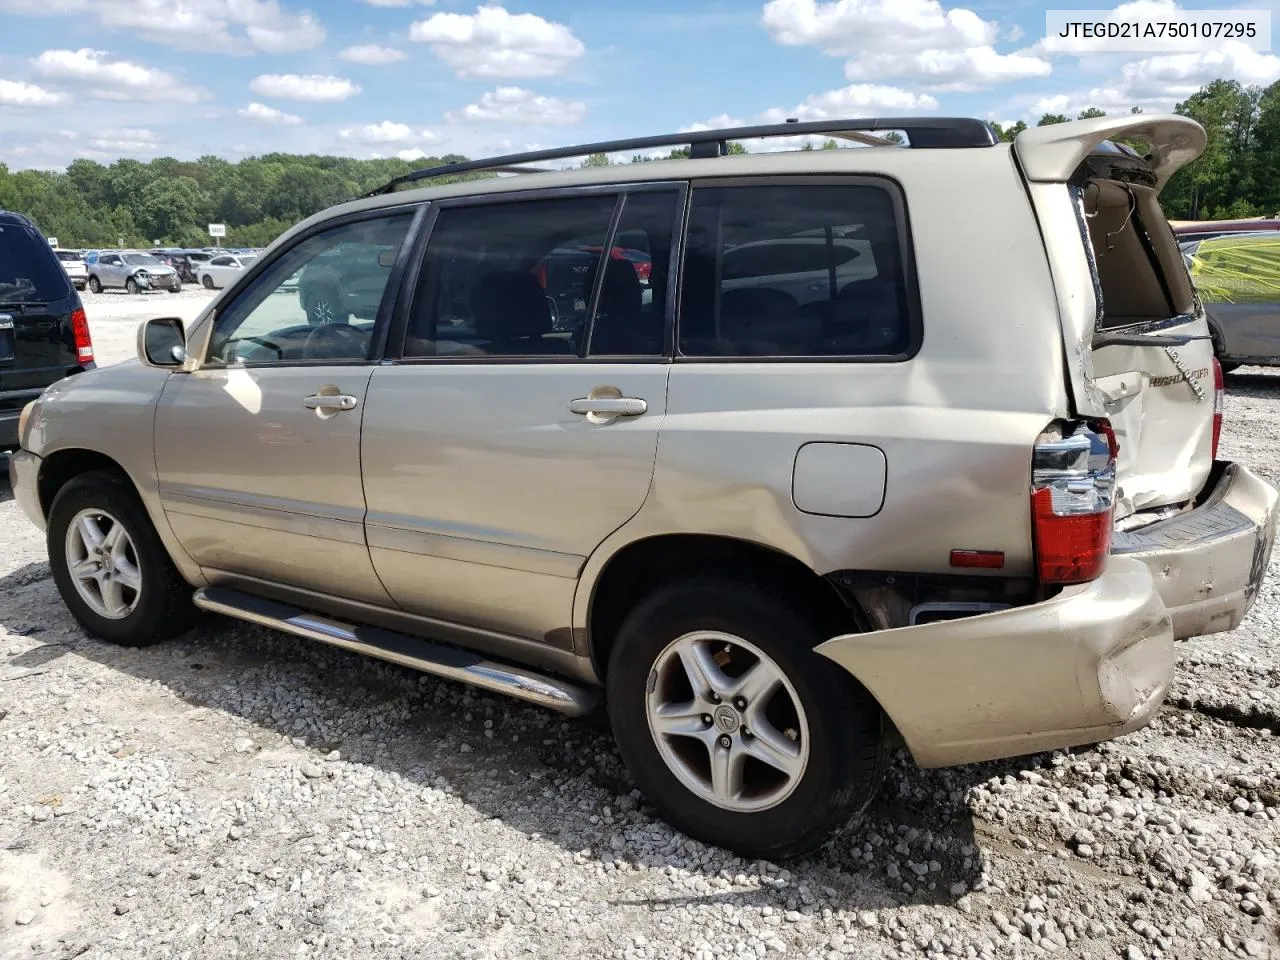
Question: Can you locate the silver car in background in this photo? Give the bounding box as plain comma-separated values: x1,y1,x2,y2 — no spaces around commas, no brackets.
86,251,181,294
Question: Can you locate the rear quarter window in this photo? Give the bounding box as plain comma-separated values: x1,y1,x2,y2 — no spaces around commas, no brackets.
677,182,916,359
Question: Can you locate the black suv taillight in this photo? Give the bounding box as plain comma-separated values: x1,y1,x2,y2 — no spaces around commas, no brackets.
1031,420,1117,585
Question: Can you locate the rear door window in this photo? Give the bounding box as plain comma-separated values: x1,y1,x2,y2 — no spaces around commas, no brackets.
678,183,916,358
0,222,72,305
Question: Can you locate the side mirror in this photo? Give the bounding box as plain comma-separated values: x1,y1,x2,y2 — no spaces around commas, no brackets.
138,316,187,368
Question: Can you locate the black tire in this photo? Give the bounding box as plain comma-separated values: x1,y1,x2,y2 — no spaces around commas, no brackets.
172,283,182,294
87,276,101,294
1209,323,1241,373
606,578,886,860
125,277,139,295
201,274,215,290
47,470,197,646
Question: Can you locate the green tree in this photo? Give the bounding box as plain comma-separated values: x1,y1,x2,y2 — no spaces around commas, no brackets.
1077,107,1107,119
581,152,611,167
992,121,1026,142
1037,113,1069,126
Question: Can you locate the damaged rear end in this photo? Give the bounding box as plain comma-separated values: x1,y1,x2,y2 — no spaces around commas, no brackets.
818,114,1277,769
1017,114,1278,639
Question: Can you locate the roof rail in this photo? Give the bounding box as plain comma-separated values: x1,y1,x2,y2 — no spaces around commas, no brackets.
366,116,999,197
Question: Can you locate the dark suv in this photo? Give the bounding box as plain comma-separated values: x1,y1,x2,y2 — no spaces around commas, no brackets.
0,211,94,450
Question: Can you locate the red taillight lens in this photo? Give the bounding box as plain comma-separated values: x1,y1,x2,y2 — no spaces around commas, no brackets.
1211,357,1224,461
70,307,94,365
1031,420,1117,585
1031,488,1113,584
532,263,548,289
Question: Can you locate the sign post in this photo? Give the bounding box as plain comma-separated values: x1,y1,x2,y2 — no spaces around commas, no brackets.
208,223,226,248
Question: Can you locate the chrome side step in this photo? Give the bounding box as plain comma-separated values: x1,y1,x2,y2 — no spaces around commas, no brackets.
192,586,599,716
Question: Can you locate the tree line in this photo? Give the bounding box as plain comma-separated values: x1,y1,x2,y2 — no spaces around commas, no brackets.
1,76,1276,250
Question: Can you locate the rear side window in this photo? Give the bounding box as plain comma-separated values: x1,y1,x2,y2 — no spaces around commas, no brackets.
678,183,914,359
0,221,71,305
405,194,616,358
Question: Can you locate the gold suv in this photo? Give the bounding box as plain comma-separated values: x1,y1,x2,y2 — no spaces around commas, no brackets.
11,115,1278,858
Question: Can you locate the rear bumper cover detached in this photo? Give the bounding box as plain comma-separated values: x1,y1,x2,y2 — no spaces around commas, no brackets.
817,461,1276,768
1114,462,1278,640
817,557,1174,767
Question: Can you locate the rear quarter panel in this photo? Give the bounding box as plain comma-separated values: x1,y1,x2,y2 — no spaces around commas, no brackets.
573,147,1072,632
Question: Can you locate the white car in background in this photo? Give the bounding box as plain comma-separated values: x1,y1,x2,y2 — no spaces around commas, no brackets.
53,249,88,290
198,253,258,290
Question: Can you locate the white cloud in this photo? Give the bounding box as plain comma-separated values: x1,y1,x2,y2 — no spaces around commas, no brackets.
238,102,303,125
397,148,430,161
447,86,586,125
0,0,325,55
1030,41,1280,118
766,83,939,121
409,5,585,78
32,48,208,103
0,79,67,107
250,74,361,102
844,45,1049,92
339,121,441,145
86,128,162,153
339,44,408,65
762,0,1050,90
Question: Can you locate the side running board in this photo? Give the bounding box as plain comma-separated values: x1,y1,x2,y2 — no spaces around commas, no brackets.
192,586,599,717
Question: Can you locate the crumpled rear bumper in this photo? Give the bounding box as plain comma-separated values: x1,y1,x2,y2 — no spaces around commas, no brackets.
1112,461,1278,640
816,557,1173,768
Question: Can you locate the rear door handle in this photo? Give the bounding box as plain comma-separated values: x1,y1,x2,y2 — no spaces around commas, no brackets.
304,394,359,411
568,397,647,417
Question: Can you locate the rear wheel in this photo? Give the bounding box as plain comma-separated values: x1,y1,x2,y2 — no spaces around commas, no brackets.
87,276,101,294
125,277,139,295
1210,324,1241,373
201,274,215,290
47,471,197,646
607,578,886,859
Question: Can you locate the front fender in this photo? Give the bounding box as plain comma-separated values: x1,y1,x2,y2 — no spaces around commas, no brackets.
26,363,205,586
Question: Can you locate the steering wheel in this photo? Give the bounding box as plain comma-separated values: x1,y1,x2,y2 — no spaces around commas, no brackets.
303,323,367,359
230,336,284,361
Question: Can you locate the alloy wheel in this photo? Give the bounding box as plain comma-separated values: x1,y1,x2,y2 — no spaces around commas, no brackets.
645,630,810,813
64,508,142,620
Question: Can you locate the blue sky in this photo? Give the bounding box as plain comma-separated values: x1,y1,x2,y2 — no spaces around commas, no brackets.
1,0,1279,169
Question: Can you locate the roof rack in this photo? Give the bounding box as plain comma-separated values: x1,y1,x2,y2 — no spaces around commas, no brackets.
366,116,999,197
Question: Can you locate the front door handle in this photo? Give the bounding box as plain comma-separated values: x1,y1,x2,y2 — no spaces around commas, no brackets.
568,397,647,417
304,394,359,411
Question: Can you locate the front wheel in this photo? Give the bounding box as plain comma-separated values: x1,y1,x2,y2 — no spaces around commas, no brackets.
607,578,886,860
47,471,197,646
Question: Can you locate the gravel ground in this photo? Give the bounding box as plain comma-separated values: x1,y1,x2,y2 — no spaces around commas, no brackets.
1,294,1278,959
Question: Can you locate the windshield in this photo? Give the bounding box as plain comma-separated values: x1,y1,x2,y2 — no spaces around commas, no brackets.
124,254,163,266
0,222,72,304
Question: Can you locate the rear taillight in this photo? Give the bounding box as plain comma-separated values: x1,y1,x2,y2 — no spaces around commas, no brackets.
70,307,94,364
1211,357,1224,461
1031,420,1117,585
